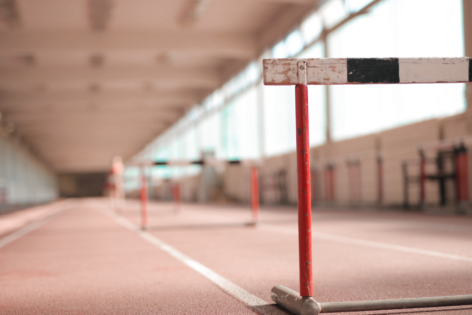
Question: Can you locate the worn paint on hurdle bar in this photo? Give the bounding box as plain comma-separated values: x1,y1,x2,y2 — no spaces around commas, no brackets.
263,58,471,85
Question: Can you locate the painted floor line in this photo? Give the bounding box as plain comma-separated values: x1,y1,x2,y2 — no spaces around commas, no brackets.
259,224,472,263
0,204,69,249
101,209,287,315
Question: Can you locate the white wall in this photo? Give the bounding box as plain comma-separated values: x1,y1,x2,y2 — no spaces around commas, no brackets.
0,136,57,207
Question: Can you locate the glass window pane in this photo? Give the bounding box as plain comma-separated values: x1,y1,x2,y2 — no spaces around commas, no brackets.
328,0,465,141
286,30,304,56
301,13,323,44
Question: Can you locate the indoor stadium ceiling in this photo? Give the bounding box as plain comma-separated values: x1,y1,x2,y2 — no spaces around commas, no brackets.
0,0,321,172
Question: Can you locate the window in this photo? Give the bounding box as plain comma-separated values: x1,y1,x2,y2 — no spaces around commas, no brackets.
328,0,465,140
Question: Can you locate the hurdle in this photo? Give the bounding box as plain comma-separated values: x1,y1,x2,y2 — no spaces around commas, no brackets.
172,181,181,213
263,57,472,315
412,139,471,212
135,158,262,229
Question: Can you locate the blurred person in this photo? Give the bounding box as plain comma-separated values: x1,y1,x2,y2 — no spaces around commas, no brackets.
109,155,125,211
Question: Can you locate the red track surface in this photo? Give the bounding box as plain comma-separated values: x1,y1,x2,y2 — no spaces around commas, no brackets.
1,198,472,314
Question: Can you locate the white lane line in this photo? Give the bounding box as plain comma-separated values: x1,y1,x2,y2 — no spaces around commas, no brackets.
259,224,472,263
0,204,69,249
102,210,287,315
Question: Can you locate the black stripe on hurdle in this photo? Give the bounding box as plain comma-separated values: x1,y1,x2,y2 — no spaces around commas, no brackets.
227,160,241,165
153,161,167,166
347,58,400,84
153,160,241,166
153,160,204,166
469,58,472,82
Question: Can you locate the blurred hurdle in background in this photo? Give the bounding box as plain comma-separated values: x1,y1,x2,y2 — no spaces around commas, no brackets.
134,158,262,230
263,57,472,315
402,137,471,212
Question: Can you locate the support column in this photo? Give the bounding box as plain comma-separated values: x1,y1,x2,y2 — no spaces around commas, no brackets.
463,0,472,113
322,30,331,143
258,51,270,158
257,80,266,158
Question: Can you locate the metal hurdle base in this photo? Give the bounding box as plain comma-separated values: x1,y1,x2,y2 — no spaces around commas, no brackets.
271,286,320,315
271,285,472,315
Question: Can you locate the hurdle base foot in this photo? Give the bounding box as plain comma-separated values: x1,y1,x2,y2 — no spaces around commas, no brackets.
271,285,320,315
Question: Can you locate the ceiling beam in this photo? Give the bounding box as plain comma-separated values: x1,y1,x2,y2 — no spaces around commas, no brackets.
15,123,170,133
10,111,176,119
28,128,166,139
22,136,164,148
16,121,169,129
0,0,21,28
1,105,185,115
178,0,212,27
38,147,146,157
0,90,200,109
16,127,167,141
88,0,114,31
0,30,256,59
28,138,156,146
22,130,165,139
9,120,175,132
0,64,222,89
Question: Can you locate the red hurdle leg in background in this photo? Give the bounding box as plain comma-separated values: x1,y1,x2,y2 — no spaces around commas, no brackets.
250,166,259,223
140,166,148,230
173,182,181,213
324,165,335,201
328,167,335,201
419,151,426,207
455,144,469,211
377,157,383,204
295,83,313,297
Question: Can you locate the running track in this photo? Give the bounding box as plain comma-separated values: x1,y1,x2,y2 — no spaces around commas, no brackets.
1,198,472,314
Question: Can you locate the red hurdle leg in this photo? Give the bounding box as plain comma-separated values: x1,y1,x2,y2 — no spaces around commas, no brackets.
295,84,313,297
419,151,426,207
378,157,383,204
455,145,469,204
250,166,259,223
173,182,181,213
329,167,335,201
140,167,148,230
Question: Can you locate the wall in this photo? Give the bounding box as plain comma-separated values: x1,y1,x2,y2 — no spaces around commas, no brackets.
58,172,108,197
211,115,472,214
0,135,57,212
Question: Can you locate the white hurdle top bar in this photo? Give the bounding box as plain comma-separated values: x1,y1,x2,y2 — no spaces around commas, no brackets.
263,58,471,85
